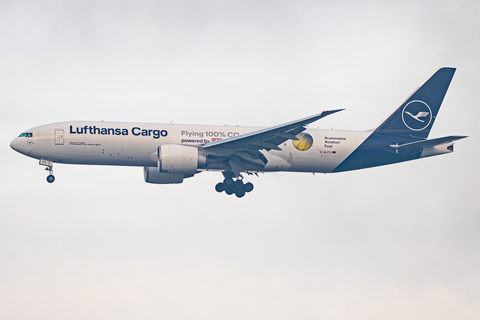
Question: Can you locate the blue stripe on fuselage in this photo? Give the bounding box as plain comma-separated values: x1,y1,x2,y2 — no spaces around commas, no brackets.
332,133,424,172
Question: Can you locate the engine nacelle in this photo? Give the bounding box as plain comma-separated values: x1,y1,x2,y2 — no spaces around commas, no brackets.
158,144,206,174
144,167,184,184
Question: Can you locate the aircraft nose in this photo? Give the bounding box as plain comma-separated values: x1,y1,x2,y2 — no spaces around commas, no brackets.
10,138,18,151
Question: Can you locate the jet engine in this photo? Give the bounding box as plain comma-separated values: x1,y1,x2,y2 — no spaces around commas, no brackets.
158,144,206,174
144,145,208,184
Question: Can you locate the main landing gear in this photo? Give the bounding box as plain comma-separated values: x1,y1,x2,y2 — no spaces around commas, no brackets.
215,173,254,198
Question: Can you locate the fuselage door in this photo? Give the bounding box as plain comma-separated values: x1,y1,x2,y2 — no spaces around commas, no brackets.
55,130,64,145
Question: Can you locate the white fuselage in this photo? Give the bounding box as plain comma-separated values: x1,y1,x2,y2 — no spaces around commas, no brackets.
9,68,463,195
11,121,371,173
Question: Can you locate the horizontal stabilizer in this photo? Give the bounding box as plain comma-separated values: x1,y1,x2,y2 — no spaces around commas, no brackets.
390,135,467,154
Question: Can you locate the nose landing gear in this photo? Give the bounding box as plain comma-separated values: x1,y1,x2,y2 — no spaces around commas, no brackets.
46,175,55,183
39,159,55,183
45,165,55,183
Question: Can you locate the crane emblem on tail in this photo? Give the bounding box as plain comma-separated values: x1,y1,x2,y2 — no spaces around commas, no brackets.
405,111,430,122
401,100,432,131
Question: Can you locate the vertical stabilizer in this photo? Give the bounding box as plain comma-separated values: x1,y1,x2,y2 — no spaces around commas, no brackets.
374,67,456,139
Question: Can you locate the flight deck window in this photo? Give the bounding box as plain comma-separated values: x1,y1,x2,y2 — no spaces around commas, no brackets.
19,133,33,137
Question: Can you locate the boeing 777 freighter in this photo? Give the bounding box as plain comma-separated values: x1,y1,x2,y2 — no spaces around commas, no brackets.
10,68,466,197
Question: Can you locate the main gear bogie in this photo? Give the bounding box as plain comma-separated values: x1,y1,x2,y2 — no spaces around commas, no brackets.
215,172,254,198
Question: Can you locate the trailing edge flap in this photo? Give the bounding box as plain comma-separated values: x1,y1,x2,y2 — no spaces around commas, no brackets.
390,135,467,154
202,109,344,153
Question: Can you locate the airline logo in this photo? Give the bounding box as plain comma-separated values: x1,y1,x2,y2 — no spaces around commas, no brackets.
402,100,432,131
292,132,313,151
69,125,168,139
405,111,429,122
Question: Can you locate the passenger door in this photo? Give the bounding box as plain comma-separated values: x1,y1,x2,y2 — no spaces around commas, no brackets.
55,130,64,145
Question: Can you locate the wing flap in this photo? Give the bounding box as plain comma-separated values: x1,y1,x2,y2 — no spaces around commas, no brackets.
249,141,282,151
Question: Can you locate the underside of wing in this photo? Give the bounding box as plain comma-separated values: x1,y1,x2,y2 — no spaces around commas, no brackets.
201,109,344,173
203,109,343,154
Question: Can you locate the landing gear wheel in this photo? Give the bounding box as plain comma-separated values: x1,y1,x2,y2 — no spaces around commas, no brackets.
46,174,55,183
235,189,246,198
215,182,225,193
225,185,235,195
223,177,234,186
234,180,244,189
219,171,252,197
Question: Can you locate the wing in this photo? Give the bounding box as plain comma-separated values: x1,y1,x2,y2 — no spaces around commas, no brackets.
202,109,344,155
201,109,344,173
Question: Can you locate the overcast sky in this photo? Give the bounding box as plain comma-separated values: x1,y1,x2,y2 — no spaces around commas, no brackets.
1,1,479,319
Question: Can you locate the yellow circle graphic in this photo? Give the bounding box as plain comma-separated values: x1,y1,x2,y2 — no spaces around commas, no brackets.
292,132,313,151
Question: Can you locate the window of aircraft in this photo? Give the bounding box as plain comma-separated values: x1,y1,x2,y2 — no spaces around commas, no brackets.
19,132,33,137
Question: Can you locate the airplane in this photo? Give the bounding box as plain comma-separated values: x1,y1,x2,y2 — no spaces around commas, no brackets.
10,67,467,198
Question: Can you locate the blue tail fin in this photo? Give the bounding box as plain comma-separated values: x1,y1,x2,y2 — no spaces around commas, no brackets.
374,67,456,139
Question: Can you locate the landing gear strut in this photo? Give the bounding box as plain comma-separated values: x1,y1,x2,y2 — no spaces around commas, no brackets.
45,166,55,183
215,172,254,198
39,159,55,183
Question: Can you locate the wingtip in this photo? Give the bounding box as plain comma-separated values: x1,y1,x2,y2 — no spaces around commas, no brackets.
325,108,345,113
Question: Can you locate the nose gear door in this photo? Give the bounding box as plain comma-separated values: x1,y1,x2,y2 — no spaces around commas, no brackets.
55,130,64,145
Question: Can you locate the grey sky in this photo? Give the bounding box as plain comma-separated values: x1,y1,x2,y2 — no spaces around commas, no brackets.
1,1,479,319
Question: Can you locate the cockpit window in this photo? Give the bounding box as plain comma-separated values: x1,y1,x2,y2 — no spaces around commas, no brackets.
19,132,33,138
